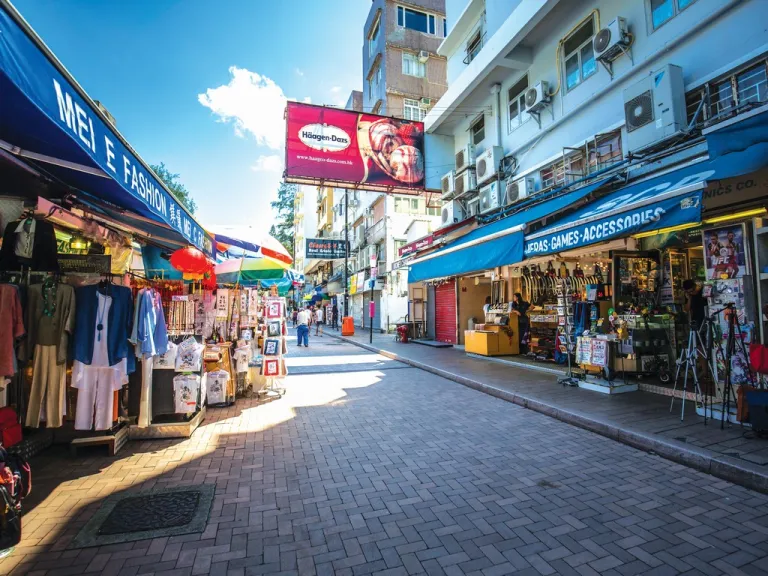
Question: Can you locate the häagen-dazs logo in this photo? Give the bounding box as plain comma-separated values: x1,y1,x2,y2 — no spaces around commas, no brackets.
299,124,351,152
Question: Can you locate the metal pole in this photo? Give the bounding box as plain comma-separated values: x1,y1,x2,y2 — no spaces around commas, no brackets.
344,190,349,318
369,279,374,344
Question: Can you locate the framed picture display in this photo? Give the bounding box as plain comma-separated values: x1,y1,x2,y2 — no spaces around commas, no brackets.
703,223,749,280
265,299,283,319
267,321,281,337
263,338,280,356
262,358,280,377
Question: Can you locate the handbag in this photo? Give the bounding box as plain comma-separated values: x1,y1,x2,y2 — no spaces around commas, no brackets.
749,343,768,374
0,408,21,449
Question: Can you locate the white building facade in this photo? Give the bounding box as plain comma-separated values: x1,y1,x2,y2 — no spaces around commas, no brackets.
428,0,767,194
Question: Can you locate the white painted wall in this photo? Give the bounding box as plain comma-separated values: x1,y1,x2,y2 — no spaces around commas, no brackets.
439,0,767,188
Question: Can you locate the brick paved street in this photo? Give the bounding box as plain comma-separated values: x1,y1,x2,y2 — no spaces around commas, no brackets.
2,333,768,575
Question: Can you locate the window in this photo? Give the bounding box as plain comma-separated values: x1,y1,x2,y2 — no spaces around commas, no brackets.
397,5,442,36
443,18,447,37
372,100,383,114
394,197,422,214
403,99,427,121
563,18,596,91
649,0,698,30
470,115,485,145
368,64,381,97
402,53,426,78
539,152,585,190
688,61,768,125
425,204,440,217
394,239,406,255
587,129,623,173
508,74,529,131
466,29,483,64
368,16,380,57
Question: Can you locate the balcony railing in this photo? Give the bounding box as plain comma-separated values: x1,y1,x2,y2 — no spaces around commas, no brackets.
365,218,386,245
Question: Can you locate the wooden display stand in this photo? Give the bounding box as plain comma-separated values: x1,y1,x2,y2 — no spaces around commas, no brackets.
465,316,520,356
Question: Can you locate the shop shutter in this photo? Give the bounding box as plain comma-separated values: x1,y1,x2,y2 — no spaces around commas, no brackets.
434,280,457,344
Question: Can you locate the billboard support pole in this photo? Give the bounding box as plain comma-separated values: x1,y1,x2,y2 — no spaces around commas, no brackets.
344,190,349,318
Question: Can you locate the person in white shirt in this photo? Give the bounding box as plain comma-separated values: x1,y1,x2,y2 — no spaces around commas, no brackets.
315,306,324,336
296,307,311,347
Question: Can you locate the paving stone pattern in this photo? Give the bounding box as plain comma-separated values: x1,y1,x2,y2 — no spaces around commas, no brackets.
2,335,768,575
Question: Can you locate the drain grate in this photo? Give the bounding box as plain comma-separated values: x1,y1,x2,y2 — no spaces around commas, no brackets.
98,491,201,535
70,485,215,548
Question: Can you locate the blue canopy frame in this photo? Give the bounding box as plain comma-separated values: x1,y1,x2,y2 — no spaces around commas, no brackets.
0,2,215,257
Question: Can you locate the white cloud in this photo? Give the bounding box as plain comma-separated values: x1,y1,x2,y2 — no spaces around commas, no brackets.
330,86,342,93
251,154,283,172
198,66,287,149
295,68,304,76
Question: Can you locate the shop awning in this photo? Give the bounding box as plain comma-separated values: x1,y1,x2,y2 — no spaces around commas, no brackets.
0,3,214,257
407,176,614,283
704,105,768,160
523,137,768,258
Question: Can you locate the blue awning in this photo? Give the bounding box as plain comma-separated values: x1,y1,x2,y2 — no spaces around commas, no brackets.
704,106,768,160
524,138,768,258
407,176,614,283
0,5,214,257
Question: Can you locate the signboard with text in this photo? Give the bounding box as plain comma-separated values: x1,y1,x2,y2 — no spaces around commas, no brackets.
305,238,348,260
398,234,434,257
285,102,425,193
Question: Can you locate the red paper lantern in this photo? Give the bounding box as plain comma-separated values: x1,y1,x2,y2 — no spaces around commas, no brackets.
170,247,209,274
201,269,217,290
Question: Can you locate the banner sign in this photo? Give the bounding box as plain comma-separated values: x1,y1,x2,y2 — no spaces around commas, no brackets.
285,102,425,193
0,9,215,257
57,254,111,274
391,256,413,271
305,238,348,259
524,192,702,257
399,234,434,257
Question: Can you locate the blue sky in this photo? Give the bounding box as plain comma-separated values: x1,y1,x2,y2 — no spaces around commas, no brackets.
14,0,370,230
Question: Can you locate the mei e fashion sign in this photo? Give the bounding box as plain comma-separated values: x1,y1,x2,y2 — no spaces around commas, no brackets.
284,102,425,194
305,238,348,260
0,9,215,257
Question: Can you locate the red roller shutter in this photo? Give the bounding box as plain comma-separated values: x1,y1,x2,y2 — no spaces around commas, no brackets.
434,280,457,344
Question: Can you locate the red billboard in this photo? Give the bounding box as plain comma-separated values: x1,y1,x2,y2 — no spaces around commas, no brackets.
285,102,425,193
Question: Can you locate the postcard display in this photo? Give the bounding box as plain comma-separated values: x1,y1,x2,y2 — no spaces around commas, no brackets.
256,296,288,396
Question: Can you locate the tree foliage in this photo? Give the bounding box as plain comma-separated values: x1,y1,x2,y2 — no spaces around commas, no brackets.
151,162,198,214
270,181,297,255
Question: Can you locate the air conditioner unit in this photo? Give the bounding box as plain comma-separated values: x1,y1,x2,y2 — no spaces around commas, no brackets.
478,181,501,214
420,97,432,107
441,201,465,227
525,81,550,114
623,64,686,154
593,17,629,61
454,169,477,197
504,176,535,205
418,51,430,64
455,143,476,173
475,146,504,186
441,170,456,200
466,197,480,217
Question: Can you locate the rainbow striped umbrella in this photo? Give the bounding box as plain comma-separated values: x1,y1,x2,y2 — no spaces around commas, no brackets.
215,252,291,285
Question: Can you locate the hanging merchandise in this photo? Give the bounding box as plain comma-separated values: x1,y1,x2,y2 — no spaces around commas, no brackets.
176,337,204,372
204,369,230,405
172,374,201,414
0,283,24,379
24,277,76,428
70,281,133,431
0,214,59,272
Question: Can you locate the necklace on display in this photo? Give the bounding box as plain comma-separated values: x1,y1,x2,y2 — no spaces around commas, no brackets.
96,293,107,341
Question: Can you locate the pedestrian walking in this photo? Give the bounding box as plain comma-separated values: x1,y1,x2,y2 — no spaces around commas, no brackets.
315,305,324,336
292,307,298,328
296,307,310,347
332,303,339,330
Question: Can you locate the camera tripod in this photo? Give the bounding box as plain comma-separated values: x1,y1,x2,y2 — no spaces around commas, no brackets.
712,303,755,428
670,320,711,422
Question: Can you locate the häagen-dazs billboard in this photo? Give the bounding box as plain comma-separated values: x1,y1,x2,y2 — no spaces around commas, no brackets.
285,102,425,193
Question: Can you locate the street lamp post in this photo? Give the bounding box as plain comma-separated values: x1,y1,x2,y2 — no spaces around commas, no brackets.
344,190,349,318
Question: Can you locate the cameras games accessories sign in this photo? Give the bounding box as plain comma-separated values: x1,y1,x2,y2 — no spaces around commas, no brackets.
285,102,425,193
305,238,348,260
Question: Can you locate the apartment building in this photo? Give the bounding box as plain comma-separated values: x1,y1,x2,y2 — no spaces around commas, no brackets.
364,0,449,118
407,0,768,344
292,184,319,293
428,0,766,198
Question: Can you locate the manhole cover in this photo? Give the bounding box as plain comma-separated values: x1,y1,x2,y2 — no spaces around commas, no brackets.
70,485,215,548
98,491,201,535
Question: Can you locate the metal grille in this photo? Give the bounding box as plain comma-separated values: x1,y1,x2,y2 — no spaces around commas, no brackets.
98,491,201,535
624,90,654,132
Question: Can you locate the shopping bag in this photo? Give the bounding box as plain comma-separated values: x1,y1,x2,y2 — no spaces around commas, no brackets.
749,343,768,374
